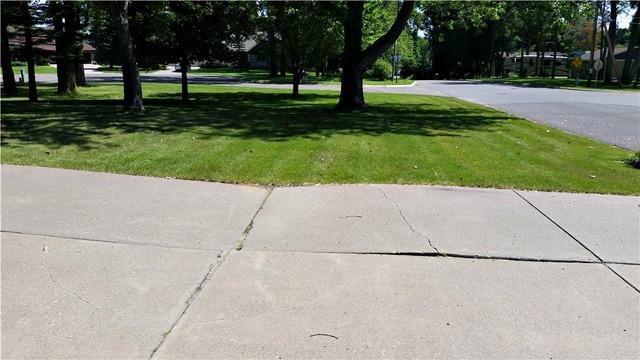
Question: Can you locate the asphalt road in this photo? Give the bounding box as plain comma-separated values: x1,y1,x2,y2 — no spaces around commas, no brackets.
22,71,640,149
369,80,640,150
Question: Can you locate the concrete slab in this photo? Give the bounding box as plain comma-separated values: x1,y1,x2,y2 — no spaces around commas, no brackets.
244,185,429,253
610,264,640,290
1,165,267,250
155,250,639,359
0,232,218,359
245,185,597,261
516,190,640,264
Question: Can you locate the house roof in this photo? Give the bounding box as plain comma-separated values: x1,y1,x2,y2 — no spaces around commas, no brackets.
580,47,628,60
227,35,263,53
7,25,95,53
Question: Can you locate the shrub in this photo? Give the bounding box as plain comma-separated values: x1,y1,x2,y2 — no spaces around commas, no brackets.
623,151,640,169
367,59,392,80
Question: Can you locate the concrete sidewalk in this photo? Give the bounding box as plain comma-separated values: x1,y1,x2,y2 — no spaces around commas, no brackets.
1,165,638,358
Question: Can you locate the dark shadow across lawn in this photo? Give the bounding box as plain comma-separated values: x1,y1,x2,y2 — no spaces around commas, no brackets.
1,89,507,150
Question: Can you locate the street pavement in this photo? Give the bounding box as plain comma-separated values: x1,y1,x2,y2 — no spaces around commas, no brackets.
2,165,639,358
25,70,640,150
367,80,640,151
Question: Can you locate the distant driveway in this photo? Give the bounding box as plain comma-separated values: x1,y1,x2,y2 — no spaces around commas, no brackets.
26,72,640,149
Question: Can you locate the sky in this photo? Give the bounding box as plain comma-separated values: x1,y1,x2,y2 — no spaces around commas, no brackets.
617,12,632,29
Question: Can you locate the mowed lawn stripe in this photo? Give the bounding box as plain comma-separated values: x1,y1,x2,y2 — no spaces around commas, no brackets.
1,83,637,194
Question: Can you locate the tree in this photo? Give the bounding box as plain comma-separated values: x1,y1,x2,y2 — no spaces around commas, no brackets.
363,1,420,78
277,1,342,96
337,0,414,111
49,1,88,93
87,3,118,69
1,3,17,96
20,1,37,102
604,0,618,83
167,1,256,102
422,1,506,78
621,3,640,85
111,0,143,111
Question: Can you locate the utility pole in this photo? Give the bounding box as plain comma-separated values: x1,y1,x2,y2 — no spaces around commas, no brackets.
587,0,599,87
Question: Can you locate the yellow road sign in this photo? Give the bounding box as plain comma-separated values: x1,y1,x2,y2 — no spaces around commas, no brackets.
571,58,583,69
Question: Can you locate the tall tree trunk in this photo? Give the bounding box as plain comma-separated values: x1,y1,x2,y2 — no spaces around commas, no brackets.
275,3,286,77
292,66,301,97
76,62,86,86
54,1,84,93
51,0,67,93
336,0,414,111
1,7,17,96
604,0,617,83
627,48,640,83
21,1,37,102
279,47,287,77
76,3,87,86
336,1,365,111
587,0,599,87
113,0,144,111
621,5,640,85
180,56,189,102
62,2,79,93
268,30,278,77
489,23,496,77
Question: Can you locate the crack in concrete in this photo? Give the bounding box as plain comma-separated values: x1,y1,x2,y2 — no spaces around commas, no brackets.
4,230,220,252
604,264,640,293
149,188,275,358
40,245,96,308
513,189,640,294
243,248,640,265
373,186,440,253
148,254,224,359
235,187,274,251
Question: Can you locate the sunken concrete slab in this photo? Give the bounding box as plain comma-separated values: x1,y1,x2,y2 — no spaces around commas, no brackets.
244,185,430,253
244,185,597,261
1,165,267,250
379,185,599,260
610,264,640,290
516,190,640,264
155,250,639,359
0,232,218,359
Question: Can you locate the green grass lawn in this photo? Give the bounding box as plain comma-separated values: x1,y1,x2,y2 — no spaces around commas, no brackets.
479,76,640,92
191,67,414,85
11,65,58,75
1,83,637,194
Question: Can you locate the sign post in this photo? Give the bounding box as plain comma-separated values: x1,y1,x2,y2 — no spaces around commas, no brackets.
593,59,604,87
571,58,583,85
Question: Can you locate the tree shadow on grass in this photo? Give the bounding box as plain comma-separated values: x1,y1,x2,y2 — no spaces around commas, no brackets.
1,90,511,150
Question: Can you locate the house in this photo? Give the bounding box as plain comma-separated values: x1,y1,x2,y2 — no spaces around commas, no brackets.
243,38,269,68
573,47,640,80
229,37,287,69
503,52,569,77
5,26,96,64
